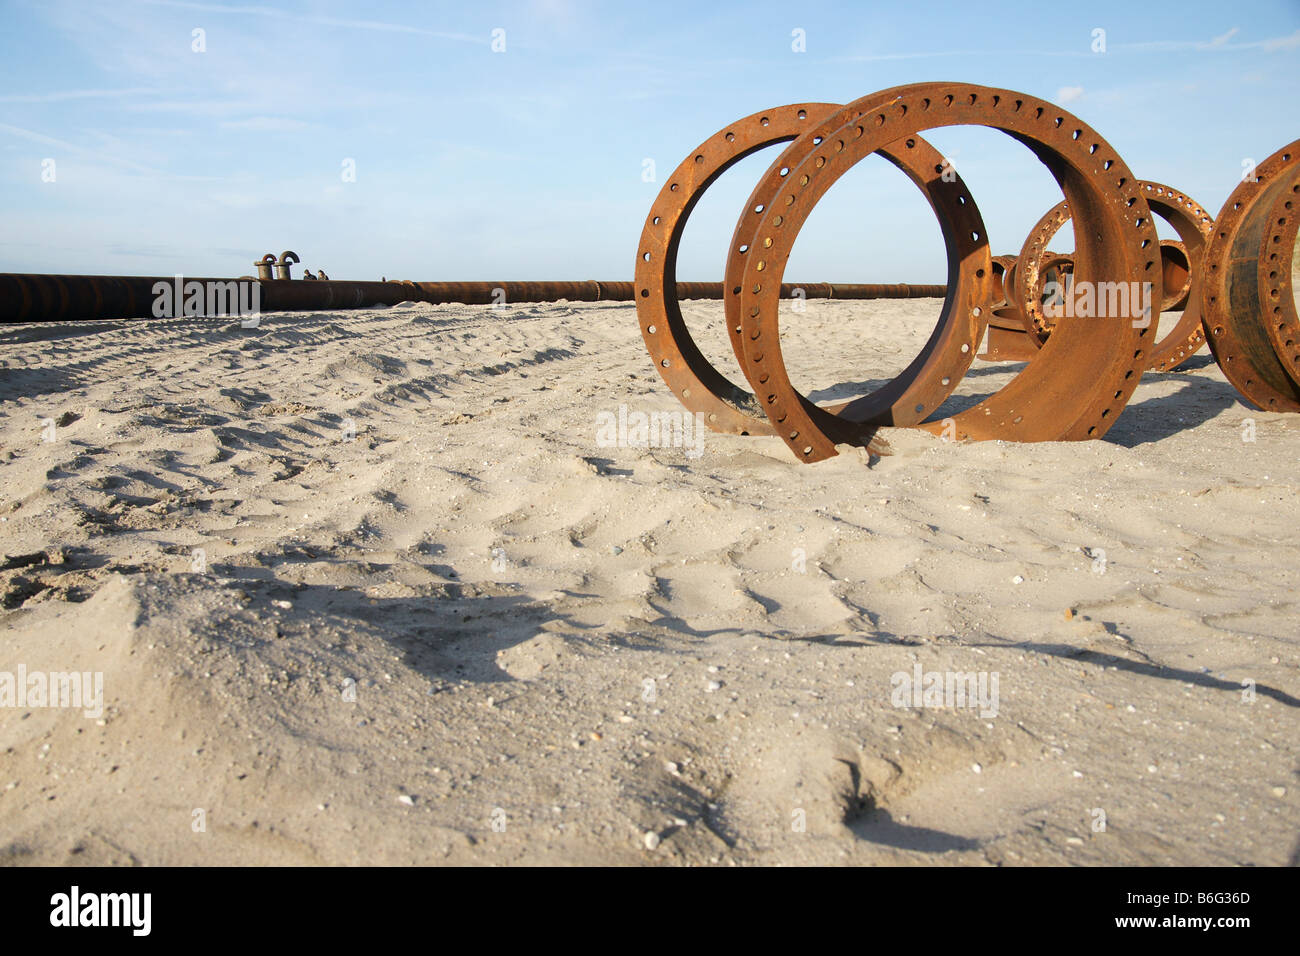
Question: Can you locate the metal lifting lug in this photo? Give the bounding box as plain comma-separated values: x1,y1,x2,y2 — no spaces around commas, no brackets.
274,251,300,280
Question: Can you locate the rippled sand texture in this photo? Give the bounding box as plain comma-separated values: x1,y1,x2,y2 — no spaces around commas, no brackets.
0,298,1296,865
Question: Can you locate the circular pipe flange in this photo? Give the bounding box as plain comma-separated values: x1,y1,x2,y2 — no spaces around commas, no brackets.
1159,239,1191,312
1014,201,1072,343
1035,252,1075,327
1259,175,1300,387
1202,140,1300,410
1016,180,1210,372
635,103,836,437
991,254,1018,307
734,83,1161,462
982,253,1071,360
988,255,1027,331
1126,184,1209,371
721,130,990,427
634,103,987,438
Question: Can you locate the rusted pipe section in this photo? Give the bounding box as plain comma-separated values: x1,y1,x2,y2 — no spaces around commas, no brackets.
636,84,1162,463
978,253,1069,362
0,275,946,324
405,281,944,306
990,255,1018,306
0,274,416,323
1010,181,1212,372
636,84,1179,463
776,282,947,299
635,102,983,440
731,83,1159,462
1159,240,1191,312
979,324,1041,362
724,129,991,430
1201,140,1300,411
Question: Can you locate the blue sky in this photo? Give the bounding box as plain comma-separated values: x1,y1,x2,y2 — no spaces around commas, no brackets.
1,0,1297,282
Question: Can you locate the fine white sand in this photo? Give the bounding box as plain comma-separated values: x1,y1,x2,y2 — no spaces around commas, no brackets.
0,297,1296,865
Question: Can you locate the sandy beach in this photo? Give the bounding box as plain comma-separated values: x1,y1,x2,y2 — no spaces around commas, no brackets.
0,296,1296,865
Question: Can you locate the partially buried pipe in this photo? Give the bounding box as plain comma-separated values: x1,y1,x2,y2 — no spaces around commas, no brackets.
0,275,948,324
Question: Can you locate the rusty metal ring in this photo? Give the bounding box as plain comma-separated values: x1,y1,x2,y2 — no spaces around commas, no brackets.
734,83,1159,462
1202,141,1300,409
991,254,1017,306
1117,183,1213,372
720,130,989,427
1159,239,1192,312
1014,202,1071,343
987,255,1027,333
635,103,836,437
1035,251,1075,325
634,103,986,437
979,253,1071,362
1259,177,1300,387
1016,181,1211,372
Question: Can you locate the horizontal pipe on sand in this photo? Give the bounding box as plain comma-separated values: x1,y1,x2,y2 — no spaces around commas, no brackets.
0,274,947,324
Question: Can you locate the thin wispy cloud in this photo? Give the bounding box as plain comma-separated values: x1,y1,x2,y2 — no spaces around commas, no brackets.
0,122,221,181
122,99,272,116
5,0,1298,278
1261,29,1300,51
1116,27,1300,53
0,122,162,176
218,116,309,131
138,0,486,44
833,48,1090,62
0,88,161,104
835,26,1300,62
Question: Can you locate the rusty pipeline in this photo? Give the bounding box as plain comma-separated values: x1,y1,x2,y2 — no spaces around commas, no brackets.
0,275,946,325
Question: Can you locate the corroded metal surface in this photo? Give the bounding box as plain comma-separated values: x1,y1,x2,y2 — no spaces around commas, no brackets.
633,102,966,437
0,275,943,324
990,255,1018,307
721,124,989,428
979,323,1041,362
632,84,1208,463
1159,239,1191,312
1259,177,1300,387
634,103,834,436
1202,140,1300,410
1014,181,1211,372
731,83,1158,462
1138,181,1214,371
